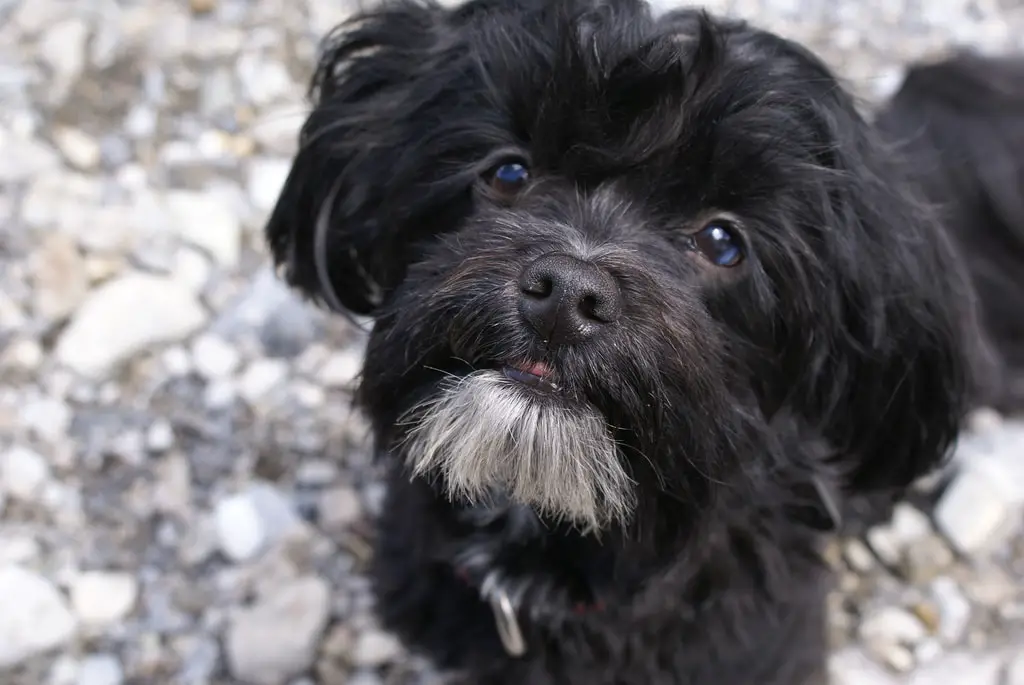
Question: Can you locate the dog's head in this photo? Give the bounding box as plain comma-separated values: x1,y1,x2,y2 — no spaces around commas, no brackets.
266,0,971,534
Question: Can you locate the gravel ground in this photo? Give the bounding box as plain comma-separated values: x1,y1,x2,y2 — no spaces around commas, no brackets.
1,0,1024,684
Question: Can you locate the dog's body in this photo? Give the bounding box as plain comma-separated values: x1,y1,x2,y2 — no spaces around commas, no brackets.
264,1,1024,683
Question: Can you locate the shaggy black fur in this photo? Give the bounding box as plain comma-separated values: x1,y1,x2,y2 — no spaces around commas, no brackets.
875,52,1024,413
263,1,1024,683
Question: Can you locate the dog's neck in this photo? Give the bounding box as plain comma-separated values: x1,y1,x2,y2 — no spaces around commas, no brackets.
442,475,843,657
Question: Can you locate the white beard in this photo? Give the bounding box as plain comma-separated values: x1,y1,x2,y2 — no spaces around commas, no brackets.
400,369,636,530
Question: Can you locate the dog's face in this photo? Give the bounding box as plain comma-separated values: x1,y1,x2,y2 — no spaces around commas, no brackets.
267,0,971,534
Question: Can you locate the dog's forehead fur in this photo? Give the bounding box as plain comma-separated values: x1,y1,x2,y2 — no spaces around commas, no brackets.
364,0,845,209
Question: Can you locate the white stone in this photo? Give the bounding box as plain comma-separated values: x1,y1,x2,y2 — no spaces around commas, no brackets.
859,606,928,653
49,655,80,685
20,395,73,444
929,577,972,645
319,486,362,532
251,106,303,154
75,654,124,685
52,127,102,170
236,53,293,106
55,272,208,377
934,461,1024,555
1007,652,1024,685
191,333,241,380
1,445,52,502
889,504,933,544
153,453,192,519
320,349,363,389
38,19,89,84
0,565,77,668
171,247,213,294
0,536,42,566
214,493,267,563
907,652,1005,685
350,629,403,667
1,338,45,372
70,572,139,627
247,158,292,213
146,420,175,452
224,577,331,685
30,232,89,322
237,359,289,405
164,191,242,268
0,131,61,182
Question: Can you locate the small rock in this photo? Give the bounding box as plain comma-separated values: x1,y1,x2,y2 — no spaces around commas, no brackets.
320,349,363,389
224,576,331,685
189,0,218,14
55,272,209,377
237,54,293,107
929,577,972,645
0,132,61,182
214,493,267,563
172,248,213,294
20,395,73,444
1007,652,1024,685
214,484,302,563
30,232,89,322
174,635,220,685
164,191,242,268
902,535,954,584
934,461,1024,555
350,630,404,667
966,407,1003,434
0,536,42,566
76,654,124,685
319,486,363,532
1,445,52,502
1,338,45,372
49,655,80,685
52,127,102,170
146,420,176,452
247,157,292,213
843,538,876,573
70,571,139,627
859,606,928,670
237,359,290,405
0,565,78,668
191,333,241,380
906,651,1005,685
38,19,89,86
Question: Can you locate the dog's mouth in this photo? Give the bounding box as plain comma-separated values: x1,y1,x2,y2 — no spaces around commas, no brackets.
501,361,561,392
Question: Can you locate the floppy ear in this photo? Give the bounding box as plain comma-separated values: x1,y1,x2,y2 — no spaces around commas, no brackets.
782,58,975,494
264,0,458,316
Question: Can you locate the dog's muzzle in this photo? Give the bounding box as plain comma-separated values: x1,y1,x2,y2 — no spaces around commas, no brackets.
400,369,637,530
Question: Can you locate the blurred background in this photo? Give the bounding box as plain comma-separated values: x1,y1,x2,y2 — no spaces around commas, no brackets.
1,1,1024,684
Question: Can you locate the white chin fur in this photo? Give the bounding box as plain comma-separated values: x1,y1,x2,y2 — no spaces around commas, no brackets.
400,370,635,530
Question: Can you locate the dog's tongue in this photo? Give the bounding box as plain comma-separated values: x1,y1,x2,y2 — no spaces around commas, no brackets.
516,361,551,379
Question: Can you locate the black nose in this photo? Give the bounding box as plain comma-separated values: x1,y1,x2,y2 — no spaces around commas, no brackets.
518,253,622,345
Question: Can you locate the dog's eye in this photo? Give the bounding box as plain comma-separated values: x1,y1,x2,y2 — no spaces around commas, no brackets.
693,223,743,267
488,161,530,196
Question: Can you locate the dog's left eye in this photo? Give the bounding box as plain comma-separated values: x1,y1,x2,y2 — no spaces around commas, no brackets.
693,222,743,267
488,161,530,196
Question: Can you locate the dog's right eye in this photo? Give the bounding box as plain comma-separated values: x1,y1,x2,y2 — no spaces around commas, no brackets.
488,161,530,197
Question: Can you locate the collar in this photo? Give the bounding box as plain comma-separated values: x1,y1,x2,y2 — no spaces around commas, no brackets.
452,563,606,657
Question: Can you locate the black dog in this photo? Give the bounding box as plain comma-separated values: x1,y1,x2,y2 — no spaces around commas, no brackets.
263,1,1024,683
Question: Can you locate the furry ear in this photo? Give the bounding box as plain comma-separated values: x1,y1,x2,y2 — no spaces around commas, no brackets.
264,0,459,316
776,52,976,494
